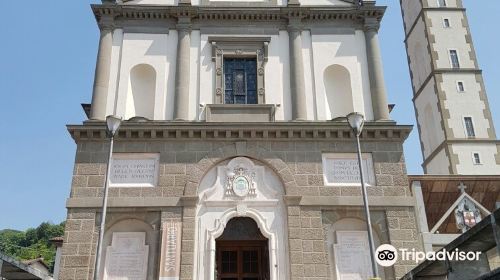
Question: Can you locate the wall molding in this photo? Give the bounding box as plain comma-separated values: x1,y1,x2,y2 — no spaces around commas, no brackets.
67,121,412,142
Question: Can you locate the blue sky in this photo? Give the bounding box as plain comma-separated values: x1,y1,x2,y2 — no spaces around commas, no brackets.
0,1,498,230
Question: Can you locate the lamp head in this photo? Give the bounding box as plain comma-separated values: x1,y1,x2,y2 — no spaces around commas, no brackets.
106,115,122,138
346,112,365,136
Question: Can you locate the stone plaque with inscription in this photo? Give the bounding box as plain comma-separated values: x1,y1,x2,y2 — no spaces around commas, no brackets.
159,221,182,280
110,154,159,187
334,231,373,280
322,154,375,186
104,232,149,280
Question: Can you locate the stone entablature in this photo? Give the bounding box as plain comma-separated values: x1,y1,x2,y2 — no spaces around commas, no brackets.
91,4,386,27
68,121,412,142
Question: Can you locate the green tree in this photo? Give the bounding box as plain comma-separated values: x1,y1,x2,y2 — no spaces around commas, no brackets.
0,221,65,273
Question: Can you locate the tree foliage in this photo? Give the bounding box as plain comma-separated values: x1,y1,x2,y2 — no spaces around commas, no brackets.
0,221,65,272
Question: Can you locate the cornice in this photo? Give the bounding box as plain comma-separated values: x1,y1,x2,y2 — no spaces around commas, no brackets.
91,4,386,26
67,121,412,142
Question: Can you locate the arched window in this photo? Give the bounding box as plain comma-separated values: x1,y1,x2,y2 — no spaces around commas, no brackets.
323,64,354,119
125,64,156,120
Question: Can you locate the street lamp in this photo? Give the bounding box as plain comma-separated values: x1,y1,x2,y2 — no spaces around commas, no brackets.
93,115,122,280
346,112,379,279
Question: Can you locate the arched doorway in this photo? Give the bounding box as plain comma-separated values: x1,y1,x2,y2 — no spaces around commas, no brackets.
194,157,289,280
215,217,270,280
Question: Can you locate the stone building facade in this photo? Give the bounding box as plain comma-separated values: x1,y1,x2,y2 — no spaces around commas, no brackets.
59,0,422,279
400,0,500,175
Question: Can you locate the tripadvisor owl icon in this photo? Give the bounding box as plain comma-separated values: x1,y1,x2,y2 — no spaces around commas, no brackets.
375,244,398,267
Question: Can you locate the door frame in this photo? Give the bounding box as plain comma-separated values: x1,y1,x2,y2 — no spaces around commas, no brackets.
216,240,269,280
206,209,278,280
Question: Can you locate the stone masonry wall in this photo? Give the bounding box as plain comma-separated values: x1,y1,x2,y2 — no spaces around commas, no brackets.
59,138,420,279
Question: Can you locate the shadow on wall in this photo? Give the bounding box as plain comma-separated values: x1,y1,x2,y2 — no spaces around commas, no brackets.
126,64,156,120
324,64,354,119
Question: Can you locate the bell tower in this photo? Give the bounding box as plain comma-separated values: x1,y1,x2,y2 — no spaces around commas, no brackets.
400,0,500,174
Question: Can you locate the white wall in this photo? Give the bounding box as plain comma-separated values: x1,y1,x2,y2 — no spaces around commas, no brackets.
452,143,500,175
311,31,373,121
428,11,475,69
414,80,445,158
198,32,292,121
406,19,432,92
122,0,289,6
441,73,492,139
425,149,450,174
123,0,177,5
300,0,353,5
401,0,422,34
114,32,177,120
106,28,375,121
302,30,316,120
424,0,460,8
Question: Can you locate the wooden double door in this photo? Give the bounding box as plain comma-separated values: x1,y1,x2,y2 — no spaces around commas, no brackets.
216,240,269,280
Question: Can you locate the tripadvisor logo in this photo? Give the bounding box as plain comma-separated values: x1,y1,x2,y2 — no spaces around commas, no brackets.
375,244,482,267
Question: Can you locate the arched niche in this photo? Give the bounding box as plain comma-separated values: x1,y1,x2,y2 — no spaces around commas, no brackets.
99,218,159,280
194,157,289,280
323,64,354,119
125,64,156,120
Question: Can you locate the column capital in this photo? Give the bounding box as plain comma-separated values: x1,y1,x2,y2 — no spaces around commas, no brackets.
98,14,115,31
176,15,193,32
176,23,192,33
287,14,305,33
363,17,380,32
287,24,302,33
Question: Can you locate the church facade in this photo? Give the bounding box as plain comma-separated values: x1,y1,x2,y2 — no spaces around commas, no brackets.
59,0,421,279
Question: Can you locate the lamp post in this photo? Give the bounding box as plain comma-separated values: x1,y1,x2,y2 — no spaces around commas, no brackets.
93,115,122,280
346,112,379,279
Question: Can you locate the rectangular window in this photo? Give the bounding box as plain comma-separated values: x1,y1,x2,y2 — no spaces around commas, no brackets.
224,58,257,104
438,0,447,7
450,50,460,68
457,81,465,92
473,153,481,165
464,117,476,137
443,19,450,28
